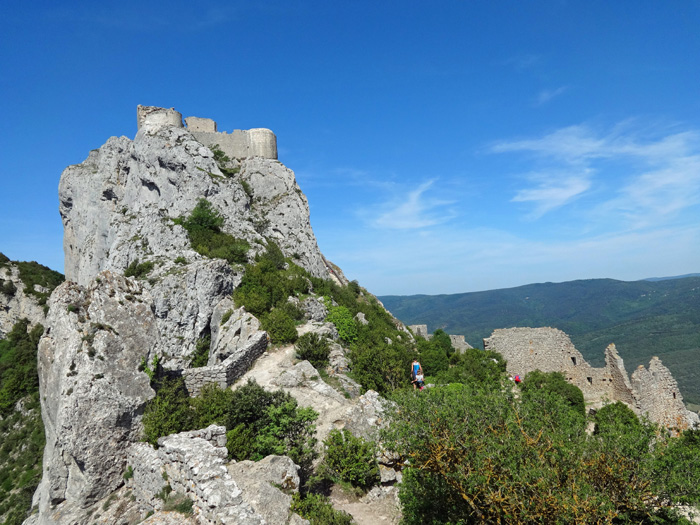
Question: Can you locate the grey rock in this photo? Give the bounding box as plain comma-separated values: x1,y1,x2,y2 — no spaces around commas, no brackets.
34,272,156,523
301,296,327,322
343,390,394,442
59,120,329,288
228,455,306,524
210,300,264,366
355,312,368,326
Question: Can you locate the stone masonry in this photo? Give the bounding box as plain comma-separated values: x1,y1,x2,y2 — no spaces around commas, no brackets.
183,331,268,397
136,105,277,159
484,327,699,430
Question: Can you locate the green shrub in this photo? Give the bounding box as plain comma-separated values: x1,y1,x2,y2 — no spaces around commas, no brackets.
291,493,353,525
221,309,234,325
435,348,506,386
520,370,585,416
141,376,193,446
325,304,357,344
1,279,17,296
175,199,249,264
262,308,298,344
124,259,154,279
295,333,331,369
0,319,44,416
189,335,210,368
320,429,379,491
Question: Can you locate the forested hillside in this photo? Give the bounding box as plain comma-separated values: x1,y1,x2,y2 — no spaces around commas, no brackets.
380,277,700,405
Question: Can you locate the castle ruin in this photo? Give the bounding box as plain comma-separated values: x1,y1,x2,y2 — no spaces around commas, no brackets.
136,105,277,160
484,327,699,430
408,324,474,353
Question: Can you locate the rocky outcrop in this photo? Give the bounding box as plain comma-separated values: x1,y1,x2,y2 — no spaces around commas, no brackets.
34,272,156,523
59,108,329,287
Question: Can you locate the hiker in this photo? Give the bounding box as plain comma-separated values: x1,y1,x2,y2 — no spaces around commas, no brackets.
414,371,425,390
411,358,423,389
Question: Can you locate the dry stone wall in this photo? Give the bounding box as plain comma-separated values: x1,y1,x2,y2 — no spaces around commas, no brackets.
183,331,268,397
127,425,265,524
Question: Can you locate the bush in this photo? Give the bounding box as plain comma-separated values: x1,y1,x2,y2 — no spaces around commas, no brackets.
520,370,585,416
291,493,353,525
1,279,17,296
295,333,331,369
189,335,210,368
175,199,249,264
382,381,700,524
319,429,379,491
435,348,506,386
124,259,154,279
325,304,357,344
141,376,193,446
0,319,44,416
262,308,298,344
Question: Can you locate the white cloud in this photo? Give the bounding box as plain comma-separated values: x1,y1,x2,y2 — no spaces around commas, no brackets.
535,86,567,106
369,180,457,230
512,170,592,218
492,122,700,223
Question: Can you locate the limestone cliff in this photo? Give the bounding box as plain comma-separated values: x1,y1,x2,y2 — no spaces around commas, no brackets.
27,106,396,525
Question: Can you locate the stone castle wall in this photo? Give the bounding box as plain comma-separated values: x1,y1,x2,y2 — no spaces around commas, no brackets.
136,105,277,159
484,326,699,430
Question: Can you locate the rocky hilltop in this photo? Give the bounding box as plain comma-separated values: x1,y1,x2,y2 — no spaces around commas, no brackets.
25,106,398,525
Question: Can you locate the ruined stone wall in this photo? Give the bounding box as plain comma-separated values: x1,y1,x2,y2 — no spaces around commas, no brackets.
127,426,264,524
631,358,700,430
483,327,616,402
450,334,473,353
183,331,268,396
408,324,429,339
484,326,699,430
136,106,277,159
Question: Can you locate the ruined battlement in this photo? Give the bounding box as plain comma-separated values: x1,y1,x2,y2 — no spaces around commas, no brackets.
136,105,277,160
484,327,699,430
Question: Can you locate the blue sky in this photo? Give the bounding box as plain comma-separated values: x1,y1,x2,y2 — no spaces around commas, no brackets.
1,1,699,295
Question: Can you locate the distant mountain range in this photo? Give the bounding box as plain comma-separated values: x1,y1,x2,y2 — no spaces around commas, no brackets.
380,276,700,405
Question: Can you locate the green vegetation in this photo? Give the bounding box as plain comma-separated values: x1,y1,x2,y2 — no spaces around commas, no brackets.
0,319,46,525
383,379,700,524
379,276,700,404
325,304,357,345
189,334,210,368
520,370,586,416
295,333,331,369
0,254,63,307
142,379,317,477
124,259,154,279
291,493,353,525
174,199,249,264
0,319,44,416
210,144,240,177
318,429,379,492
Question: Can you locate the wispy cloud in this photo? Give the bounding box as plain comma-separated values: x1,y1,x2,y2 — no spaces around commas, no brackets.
369,180,457,230
492,122,700,224
535,86,567,106
512,169,592,218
